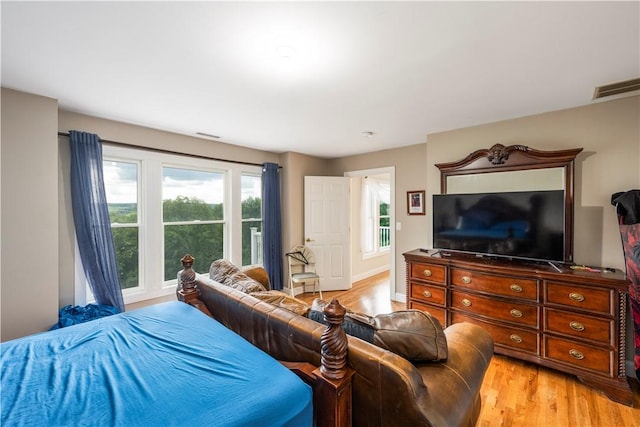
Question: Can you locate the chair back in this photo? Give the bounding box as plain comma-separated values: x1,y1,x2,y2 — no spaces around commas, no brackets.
286,245,316,269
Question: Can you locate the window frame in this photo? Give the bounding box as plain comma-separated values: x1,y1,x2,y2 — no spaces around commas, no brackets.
361,177,391,260
240,173,263,266
103,158,144,295
76,144,262,306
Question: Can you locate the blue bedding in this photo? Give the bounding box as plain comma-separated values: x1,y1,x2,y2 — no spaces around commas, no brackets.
1,301,312,427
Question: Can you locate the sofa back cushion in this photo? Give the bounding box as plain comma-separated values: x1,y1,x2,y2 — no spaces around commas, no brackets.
309,299,447,362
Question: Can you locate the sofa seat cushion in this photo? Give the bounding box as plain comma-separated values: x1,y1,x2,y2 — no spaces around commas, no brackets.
209,259,267,294
309,299,448,362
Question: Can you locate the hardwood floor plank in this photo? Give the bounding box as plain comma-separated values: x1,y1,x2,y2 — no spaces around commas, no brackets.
296,271,640,426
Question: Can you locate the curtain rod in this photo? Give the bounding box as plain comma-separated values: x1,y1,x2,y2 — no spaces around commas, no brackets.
58,132,279,169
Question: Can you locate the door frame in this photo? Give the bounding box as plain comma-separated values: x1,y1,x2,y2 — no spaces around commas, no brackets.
344,167,396,302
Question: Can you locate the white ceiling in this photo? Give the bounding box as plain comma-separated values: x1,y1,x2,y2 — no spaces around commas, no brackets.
2,1,639,158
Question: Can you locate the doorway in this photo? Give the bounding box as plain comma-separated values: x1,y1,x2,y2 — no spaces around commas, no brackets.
344,167,395,302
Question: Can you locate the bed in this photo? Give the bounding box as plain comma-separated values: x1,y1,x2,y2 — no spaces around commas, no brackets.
1,301,313,427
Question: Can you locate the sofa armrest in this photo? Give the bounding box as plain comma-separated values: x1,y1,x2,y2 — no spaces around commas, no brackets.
415,322,494,427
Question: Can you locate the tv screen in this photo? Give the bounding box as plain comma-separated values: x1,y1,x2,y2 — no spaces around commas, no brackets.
433,190,565,263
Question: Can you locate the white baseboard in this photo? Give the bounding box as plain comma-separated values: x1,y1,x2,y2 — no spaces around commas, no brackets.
394,293,406,303
351,266,390,283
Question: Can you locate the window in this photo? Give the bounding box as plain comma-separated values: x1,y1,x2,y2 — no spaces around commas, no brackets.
241,174,262,266
361,176,391,258
82,145,262,305
162,167,225,281
103,160,140,290
379,200,391,249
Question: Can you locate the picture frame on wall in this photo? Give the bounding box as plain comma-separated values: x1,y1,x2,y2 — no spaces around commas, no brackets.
407,190,425,215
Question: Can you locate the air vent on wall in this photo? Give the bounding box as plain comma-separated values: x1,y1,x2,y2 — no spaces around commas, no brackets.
593,78,640,99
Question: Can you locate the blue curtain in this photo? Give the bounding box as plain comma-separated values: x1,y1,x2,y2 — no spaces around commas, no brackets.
69,130,125,312
262,163,283,290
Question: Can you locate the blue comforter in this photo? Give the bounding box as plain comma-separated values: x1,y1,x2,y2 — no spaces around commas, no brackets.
1,301,312,426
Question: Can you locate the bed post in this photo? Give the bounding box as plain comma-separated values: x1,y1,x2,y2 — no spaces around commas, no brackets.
314,298,355,427
176,254,213,317
283,298,354,427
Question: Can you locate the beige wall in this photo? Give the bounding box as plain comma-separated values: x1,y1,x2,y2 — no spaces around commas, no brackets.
2,87,638,341
1,88,59,341
329,143,428,298
279,151,329,287
426,96,640,270
58,111,280,166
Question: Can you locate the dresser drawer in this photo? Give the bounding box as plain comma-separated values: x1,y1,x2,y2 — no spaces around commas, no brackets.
544,308,613,345
544,336,613,375
410,301,446,326
452,312,539,355
545,282,613,315
451,290,539,327
451,268,538,301
410,282,446,306
410,263,446,284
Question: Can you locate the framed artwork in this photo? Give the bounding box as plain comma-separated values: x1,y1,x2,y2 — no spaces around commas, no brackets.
407,190,425,215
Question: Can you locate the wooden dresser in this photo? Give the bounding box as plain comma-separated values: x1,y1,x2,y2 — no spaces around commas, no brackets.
404,249,632,405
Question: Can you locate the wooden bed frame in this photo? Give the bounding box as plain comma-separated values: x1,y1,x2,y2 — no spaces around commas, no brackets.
177,255,354,427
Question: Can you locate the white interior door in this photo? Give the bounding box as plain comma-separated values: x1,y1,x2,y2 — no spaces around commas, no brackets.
304,176,351,291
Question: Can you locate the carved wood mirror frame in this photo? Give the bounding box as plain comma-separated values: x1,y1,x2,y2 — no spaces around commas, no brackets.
435,143,583,263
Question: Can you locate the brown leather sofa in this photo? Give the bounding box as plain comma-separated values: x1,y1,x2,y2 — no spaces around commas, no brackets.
189,271,493,427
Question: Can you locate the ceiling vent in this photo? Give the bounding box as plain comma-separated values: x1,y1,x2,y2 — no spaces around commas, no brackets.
196,132,221,139
593,78,640,99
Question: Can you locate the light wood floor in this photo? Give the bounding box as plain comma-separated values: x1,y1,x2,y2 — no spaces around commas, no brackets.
296,272,640,427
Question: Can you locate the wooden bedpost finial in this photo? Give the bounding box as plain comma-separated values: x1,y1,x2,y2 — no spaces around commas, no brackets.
180,254,197,294
177,254,213,318
320,298,349,380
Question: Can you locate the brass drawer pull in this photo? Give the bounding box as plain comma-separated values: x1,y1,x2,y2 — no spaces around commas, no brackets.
569,292,585,302
569,321,585,332
423,290,432,298
510,309,523,318
423,269,432,277
510,334,523,344
510,284,523,293
461,298,472,307
569,349,584,360
461,276,471,284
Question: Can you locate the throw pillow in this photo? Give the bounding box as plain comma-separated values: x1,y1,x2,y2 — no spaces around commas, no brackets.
209,259,240,281
209,259,267,294
309,299,448,362
242,266,271,290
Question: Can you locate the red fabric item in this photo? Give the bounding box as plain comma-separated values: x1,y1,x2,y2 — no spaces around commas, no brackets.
617,218,640,378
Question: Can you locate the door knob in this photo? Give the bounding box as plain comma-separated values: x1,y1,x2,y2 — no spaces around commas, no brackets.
305,238,314,242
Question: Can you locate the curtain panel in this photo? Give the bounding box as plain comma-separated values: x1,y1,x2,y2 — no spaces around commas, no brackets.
262,163,283,290
69,130,125,312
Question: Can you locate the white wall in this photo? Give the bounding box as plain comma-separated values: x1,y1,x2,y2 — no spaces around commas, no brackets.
1,88,59,341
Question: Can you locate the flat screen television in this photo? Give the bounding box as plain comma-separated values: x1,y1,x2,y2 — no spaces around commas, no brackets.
433,190,566,263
